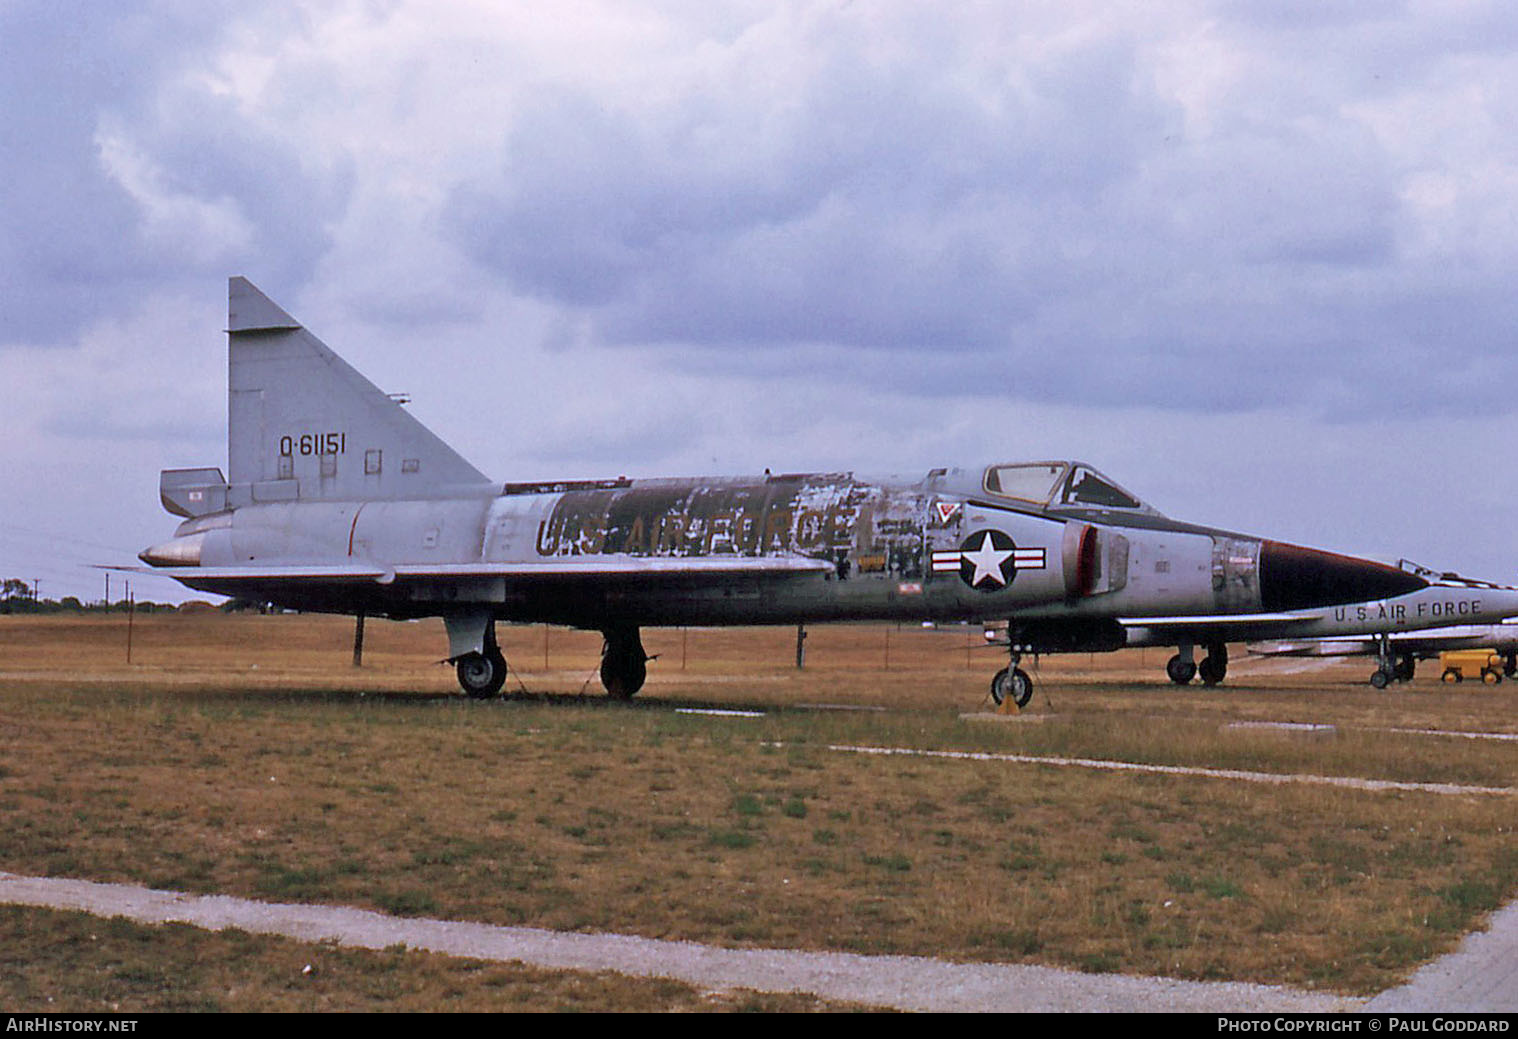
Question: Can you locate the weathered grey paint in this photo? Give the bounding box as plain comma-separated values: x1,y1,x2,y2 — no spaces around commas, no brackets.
138,279,1434,678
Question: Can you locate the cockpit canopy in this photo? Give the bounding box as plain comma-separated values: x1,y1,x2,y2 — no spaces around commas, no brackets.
983,461,1150,513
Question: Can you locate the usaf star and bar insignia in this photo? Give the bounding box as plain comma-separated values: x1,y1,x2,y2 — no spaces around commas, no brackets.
931,530,1047,591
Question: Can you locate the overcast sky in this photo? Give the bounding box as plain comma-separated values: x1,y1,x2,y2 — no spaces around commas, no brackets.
5,0,1518,604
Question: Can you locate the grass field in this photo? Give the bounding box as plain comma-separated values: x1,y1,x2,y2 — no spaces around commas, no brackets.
1,611,1515,1011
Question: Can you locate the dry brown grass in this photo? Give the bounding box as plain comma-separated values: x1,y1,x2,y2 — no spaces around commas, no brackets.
0,905,865,1012
1,611,1515,1009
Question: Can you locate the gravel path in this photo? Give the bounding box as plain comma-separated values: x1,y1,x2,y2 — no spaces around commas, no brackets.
0,871,1358,1012
1363,899,1518,1013
7,870,1515,1011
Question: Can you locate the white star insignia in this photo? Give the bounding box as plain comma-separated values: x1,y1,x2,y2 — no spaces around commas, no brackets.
962,531,1013,587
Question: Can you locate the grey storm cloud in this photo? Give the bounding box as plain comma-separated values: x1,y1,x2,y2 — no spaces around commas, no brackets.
0,1,350,346
445,28,1177,349
11,0,1518,601
440,5,1518,418
6,1,1516,418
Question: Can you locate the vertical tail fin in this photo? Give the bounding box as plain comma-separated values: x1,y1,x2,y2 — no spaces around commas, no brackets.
226,277,493,505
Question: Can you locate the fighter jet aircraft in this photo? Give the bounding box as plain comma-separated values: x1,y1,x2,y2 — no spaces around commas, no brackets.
975,572,1518,695
136,277,1430,705
1246,615,1518,685
1117,571,1518,690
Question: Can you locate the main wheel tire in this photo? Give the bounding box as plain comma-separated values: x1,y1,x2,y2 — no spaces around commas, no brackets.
1370,669,1390,689
1166,654,1197,685
1198,657,1227,686
457,649,507,699
600,639,647,699
1394,655,1416,682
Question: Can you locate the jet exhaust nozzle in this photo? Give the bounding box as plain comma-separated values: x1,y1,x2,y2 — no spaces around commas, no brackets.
139,533,205,568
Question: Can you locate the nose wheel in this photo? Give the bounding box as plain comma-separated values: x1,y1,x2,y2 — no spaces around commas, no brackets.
990,656,1034,708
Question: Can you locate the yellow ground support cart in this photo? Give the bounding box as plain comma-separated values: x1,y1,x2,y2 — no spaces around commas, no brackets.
1439,650,1504,684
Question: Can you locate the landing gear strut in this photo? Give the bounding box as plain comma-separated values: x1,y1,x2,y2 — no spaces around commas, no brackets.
600,626,648,699
1369,633,1405,689
446,614,509,699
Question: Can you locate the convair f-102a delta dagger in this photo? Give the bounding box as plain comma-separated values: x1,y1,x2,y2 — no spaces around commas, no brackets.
982,569,1518,693
138,278,1433,705
1123,568,1518,690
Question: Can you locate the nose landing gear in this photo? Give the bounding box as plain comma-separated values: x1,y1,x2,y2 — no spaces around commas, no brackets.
990,661,1034,709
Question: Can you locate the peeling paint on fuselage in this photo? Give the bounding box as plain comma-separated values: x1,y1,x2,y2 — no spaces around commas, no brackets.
529,475,927,581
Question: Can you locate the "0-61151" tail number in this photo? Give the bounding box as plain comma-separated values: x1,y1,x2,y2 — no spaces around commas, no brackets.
279,432,347,457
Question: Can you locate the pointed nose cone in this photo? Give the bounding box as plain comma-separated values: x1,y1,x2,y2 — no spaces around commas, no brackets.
1260,541,1427,612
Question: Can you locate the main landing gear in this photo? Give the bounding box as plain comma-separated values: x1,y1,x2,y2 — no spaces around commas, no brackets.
455,630,509,699
1370,653,1416,688
449,619,652,700
1368,634,1417,689
1166,643,1228,686
600,626,649,699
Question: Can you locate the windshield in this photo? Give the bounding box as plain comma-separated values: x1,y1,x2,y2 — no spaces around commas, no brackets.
983,461,1146,511
1060,465,1141,509
983,463,1066,504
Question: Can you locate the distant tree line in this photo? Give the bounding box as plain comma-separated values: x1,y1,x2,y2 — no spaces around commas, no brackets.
0,576,176,614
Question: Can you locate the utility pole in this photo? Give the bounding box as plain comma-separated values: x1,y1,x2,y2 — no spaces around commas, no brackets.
795,624,807,669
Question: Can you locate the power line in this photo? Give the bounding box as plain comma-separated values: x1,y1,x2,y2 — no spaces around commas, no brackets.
0,521,148,558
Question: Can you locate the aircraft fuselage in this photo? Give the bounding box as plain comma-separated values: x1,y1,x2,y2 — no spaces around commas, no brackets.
154,468,1416,642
